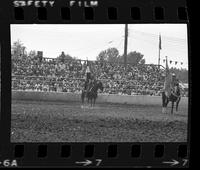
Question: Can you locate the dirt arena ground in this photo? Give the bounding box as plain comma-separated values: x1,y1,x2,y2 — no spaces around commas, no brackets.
11,100,188,142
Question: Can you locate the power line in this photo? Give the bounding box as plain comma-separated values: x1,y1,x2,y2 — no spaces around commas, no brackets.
128,36,187,67
128,28,187,43
128,32,187,48
129,33,187,49
128,34,187,51
128,34,187,53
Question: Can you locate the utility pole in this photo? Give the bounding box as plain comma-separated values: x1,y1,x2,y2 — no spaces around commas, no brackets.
124,24,128,71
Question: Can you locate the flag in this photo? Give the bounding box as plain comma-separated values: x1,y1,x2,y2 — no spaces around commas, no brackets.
159,34,162,50
164,57,172,97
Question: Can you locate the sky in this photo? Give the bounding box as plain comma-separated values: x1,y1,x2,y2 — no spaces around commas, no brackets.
10,24,188,69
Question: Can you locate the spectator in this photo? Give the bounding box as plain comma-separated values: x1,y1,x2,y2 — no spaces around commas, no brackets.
12,56,168,95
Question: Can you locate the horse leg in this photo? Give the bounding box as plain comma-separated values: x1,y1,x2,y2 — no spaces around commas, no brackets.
87,97,90,108
162,92,165,108
171,101,174,114
93,98,96,107
176,97,180,112
164,99,169,114
81,93,84,108
83,94,85,104
92,97,95,107
91,98,93,107
162,92,168,114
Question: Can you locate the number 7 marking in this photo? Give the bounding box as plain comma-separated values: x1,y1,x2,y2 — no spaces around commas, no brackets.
96,159,102,166
182,159,188,166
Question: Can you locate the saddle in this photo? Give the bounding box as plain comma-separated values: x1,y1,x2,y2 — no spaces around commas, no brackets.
87,85,93,93
169,87,181,102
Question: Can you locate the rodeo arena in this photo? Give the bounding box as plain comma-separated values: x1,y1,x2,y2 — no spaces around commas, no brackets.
11,26,188,142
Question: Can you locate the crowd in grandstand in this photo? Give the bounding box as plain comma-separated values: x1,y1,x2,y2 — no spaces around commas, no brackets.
11,54,169,96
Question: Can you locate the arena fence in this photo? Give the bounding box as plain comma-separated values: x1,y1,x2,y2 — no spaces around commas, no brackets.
12,90,188,107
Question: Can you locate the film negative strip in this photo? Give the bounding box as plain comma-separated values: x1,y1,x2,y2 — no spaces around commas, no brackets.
0,0,191,168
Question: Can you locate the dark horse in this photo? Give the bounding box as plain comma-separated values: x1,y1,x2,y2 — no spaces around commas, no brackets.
81,81,104,107
162,86,181,114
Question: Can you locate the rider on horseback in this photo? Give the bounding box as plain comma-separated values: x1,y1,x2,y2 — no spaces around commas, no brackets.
83,60,97,93
83,61,92,91
162,57,181,114
171,73,181,98
171,82,181,99
87,78,94,92
81,60,103,107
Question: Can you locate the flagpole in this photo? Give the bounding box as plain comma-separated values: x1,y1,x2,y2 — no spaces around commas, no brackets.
158,33,161,69
158,45,160,69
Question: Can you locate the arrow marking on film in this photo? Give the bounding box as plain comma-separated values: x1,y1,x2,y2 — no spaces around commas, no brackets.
163,159,179,166
75,159,92,166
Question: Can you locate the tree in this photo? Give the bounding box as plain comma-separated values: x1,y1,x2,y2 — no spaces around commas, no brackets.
28,50,37,59
140,58,146,65
118,51,145,65
96,50,107,61
106,48,119,62
127,51,145,65
11,40,27,59
96,48,119,62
